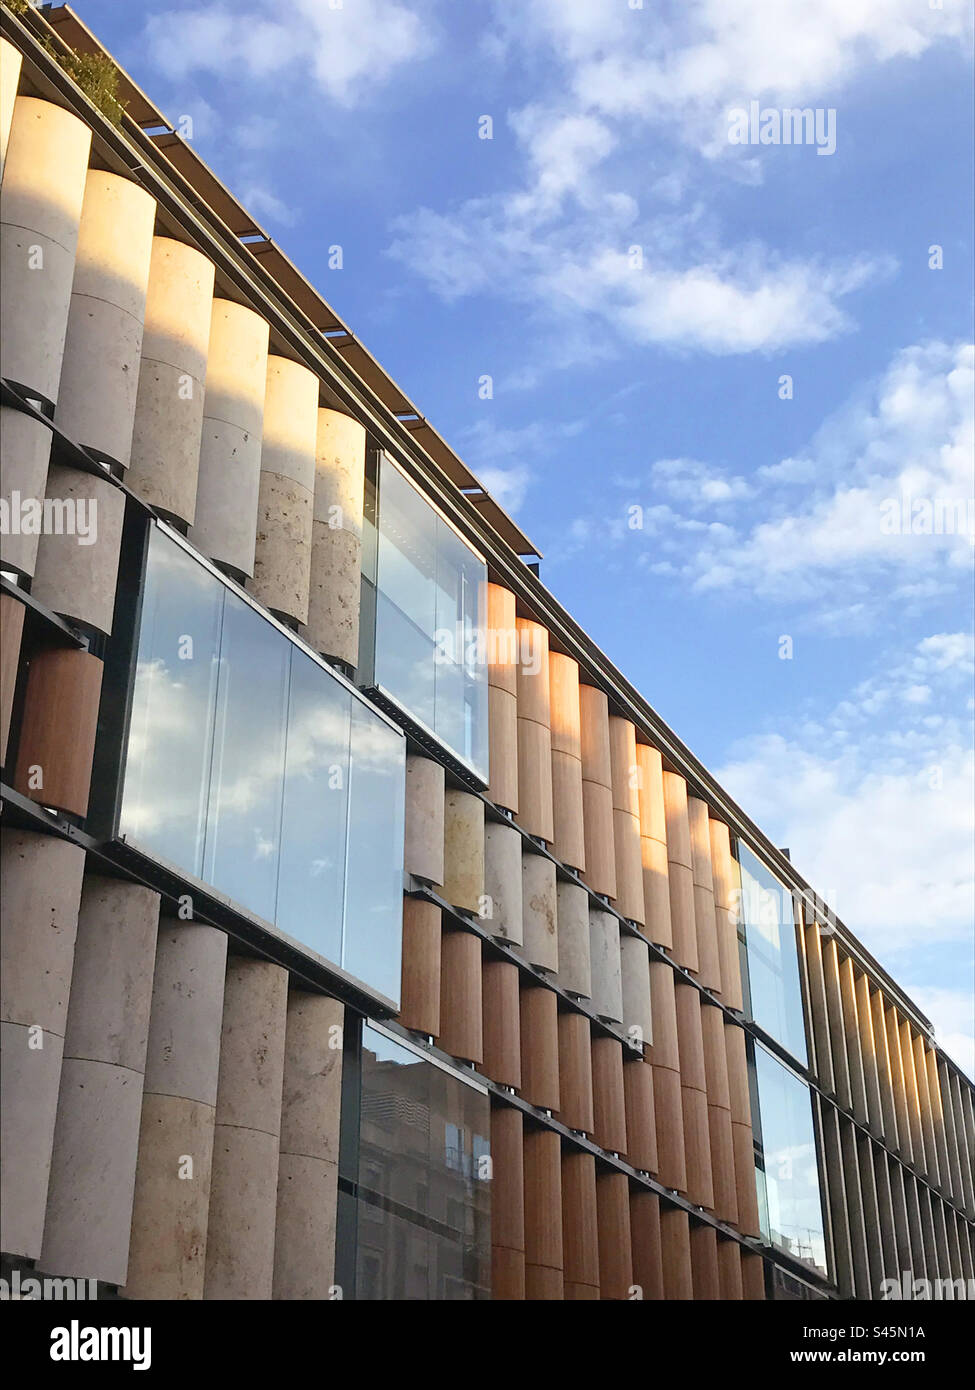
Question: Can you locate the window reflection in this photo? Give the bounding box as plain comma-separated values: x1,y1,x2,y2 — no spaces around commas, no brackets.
753,1043,828,1279
734,842,808,1065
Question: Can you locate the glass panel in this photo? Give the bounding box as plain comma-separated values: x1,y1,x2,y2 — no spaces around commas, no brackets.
754,1043,828,1279
120,528,223,874
343,705,406,1003
376,461,437,637
375,592,437,731
203,590,289,923
735,842,808,1065
276,647,351,964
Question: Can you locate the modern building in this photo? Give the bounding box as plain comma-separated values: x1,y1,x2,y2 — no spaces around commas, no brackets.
1,2,972,1303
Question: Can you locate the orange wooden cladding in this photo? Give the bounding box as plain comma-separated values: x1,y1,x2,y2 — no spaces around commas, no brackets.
629,1189,665,1299
579,684,613,787
591,1036,628,1155
549,651,582,759
523,1127,563,1281
652,1065,687,1192
741,1252,767,1300
561,1151,599,1297
550,748,586,871
515,716,554,844
636,743,667,840
724,1019,751,1125
15,646,103,818
688,795,722,989
595,1171,633,1299
580,779,616,899
662,771,693,867
519,982,561,1112
612,807,645,925
708,816,744,1009
622,1056,658,1173
0,594,25,765
675,984,708,1092
488,685,518,813
635,745,673,949
681,1085,714,1210
667,861,699,975
701,1004,738,1223
525,1264,563,1299
717,1237,744,1300
514,618,550,725
397,897,441,1037
689,1223,721,1300
492,1245,526,1301
660,1206,694,1300
556,1011,594,1133
438,926,482,1064
732,1120,761,1236
701,1004,732,1110
648,961,680,1071
486,583,518,695
480,957,521,1089
608,717,640,815
491,1104,525,1254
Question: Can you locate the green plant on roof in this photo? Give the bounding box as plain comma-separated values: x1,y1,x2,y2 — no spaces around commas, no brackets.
58,49,127,126
6,0,33,16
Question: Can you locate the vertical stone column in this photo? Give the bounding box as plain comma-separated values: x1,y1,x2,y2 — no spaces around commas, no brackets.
520,850,558,973
635,744,672,949
523,1127,563,1299
689,1223,720,1299
14,646,103,816
204,958,288,1300
853,969,884,1137
0,36,22,180
579,685,616,899
191,299,270,573
647,961,686,1193
40,878,160,1285
659,1206,694,1299
741,1251,766,1300
629,1189,664,1299
725,1019,761,1235
838,953,869,1125
662,772,698,973
556,1011,594,1134
717,1238,744,1299
491,1104,526,1299
404,754,445,886
398,898,441,1038
125,921,228,1300
438,927,482,1065
127,238,215,525
442,789,484,914
30,464,125,636
519,982,560,1111
305,407,366,666
675,983,714,1210
251,356,319,625
709,817,743,1008
0,593,25,763
608,717,645,925
273,991,344,1299
884,1004,914,1167
687,796,722,992
622,1056,658,1174
480,955,521,1088
620,933,652,1055
591,1036,627,1155
561,1150,599,1299
898,1016,928,1176
912,1033,942,1191
1,97,91,579
514,618,553,842
486,584,518,814
555,880,591,998
596,1170,633,1299
588,907,623,1024
549,652,585,871
483,820,522,944
0,830,85,1259
822,936,853,1109
701,1002,738,1225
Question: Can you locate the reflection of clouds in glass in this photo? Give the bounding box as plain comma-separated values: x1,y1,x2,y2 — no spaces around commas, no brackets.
122,656,216,839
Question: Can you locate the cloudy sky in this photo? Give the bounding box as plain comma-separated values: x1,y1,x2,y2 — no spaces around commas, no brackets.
78,0,974,1075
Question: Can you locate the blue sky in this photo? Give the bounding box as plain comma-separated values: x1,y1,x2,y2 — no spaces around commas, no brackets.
76,0,974,1075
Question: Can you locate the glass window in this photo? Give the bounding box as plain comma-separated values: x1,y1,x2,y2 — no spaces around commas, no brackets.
753,1043,828,1280
373,456,488,778
734,842,808,1065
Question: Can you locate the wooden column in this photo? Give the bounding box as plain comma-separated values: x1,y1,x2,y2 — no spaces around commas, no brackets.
708,817,743,1009
523,1127,563,1298
491,1104,525,1299
519,982,560,1111
556,1010,594,1133
690,1222,721,1299
635,744,673,949
486,584,518,814
596,1170,633,1299
481,955,521,1089
622,1056,658,1174
701,1002,738,1225
662,772,698,973
591,1036,628,1155
741,1251,766,1300
561,1150,599,1299
579,685,616,898
549,652,586,871
687,797,722,993
629,1189,665,1299
725,1020,761,1235
439,926,482,1064
717,1237,744,1299
675,983,714,1210
648,961,686,1192
660,1206,693,1299
514,618,553,842
15,646,103,818
398,898,441,1038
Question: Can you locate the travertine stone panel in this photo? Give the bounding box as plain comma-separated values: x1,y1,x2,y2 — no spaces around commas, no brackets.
398,898,441,1037
480,957,521,1089
588,908,623,1024
622,1056,658,1173
853,969,884,1136
126,922,228,1300
690,1222,720,1299
741,1251,766,1300
0,831,85,1259
520,850,558,974
250,356,319,624
662,772,698,973
55,171,155,466
898,1016,928,1177
0,38,21,180
619,933,652,1054
701,1004,738,1225
31,463,125,635
192,299,270,572
40,878,160,1285
204,958,288,1300
884,1004,914,1167
708,817,743,1008
636,744,672,949
483,820,523,944
128,237,215,524
555,880,591,998
514,619,553,841
523,1127,563,1297
491,1104,525,1299
838,953,869,1125
442,790,484,914
596,1170,633,1299
556,1010,594,1133
14,646,102,817
823,936,853,1108
404,754,445,886
630,1189,665,1300
717,1238,744,1300
439,927,483,1064
561,1150,599,1299
687,796,721,992
592,1036,627,1155
660,1206,694,1299
519,983,560,1111
0,592,25,761
803,916,835,1096
487,584,518,812
273,992,344,1299
486,583,518,696
579,684,616,897
304,407,365,666
0,409,52,578
725,1020,761,1236
609,717,645,924
675,984,713,1209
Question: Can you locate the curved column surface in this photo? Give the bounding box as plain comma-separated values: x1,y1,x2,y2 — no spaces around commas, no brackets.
128,237,215,524
523,1126,564,1298
442,789,484,914
398,897,441,1038
513,618,553,842
630,1190,665,1300
486,583,518,813
125,921,228,1300
403,754,445,886
55,171,155,466
660,1206,694,1300
549,652,585,870
687,796,722,993
648,961,686,1192
662,771,699,973
204,958,288,1300
622,1056,658,1173
273,991,344,1299
0,407,53,579
519,982,560,1112
609,717,645,925
0,37,22,179
588,907,623,1025
561,1150,599,1299
40,877,160,1285
0,591,25,762
675,983,714,1210
480,956,521,1089
708,817,744,1010
490,1104,526,1300
438,926,482,1064
554,880,591,999
519,850,558,974
305,407,366,666
14,646,103,818
591,1036,628,1155
31,463,125,636
0,830,85,1260
483,820,523,945
717,1238,744,1300
725,1019,761,1235
619,933,652,1056
556,1010,595,1134
596,1170,634,1299
0,96,91,402
579,684,616,899
250,355,319,626
701,1002,738,1226
635,744,672,949
690,1223,721,1300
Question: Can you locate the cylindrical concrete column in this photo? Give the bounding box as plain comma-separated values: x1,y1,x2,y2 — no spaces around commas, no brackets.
549,652,586,870
31,464,125,635
662,771,699,973
717,1238,744,1299
55,170,156,466
648,960,686,1191
204,958,288,1300
523,1126,563,1299
620,933,652,1055
191,298,270,571
519,982,560,1112
125,921,228,1300
0,830,85,1260
14,646,103,818
701,1002,738,1226
40,877,160,1285
520,850,558,974
398,897,441,1038
687,796,722,992
660,1206,694,1299
305,407,365,666
0,37,22,180
555,880,591,999
273,991,344,1300
556,1010,594,1134
609,717,645,925
403,754,445,886
128,237,215,524
690,1222,720,1299
491,1103,526,1299
561,1150,599,1299
0,592,25,764
0,409,54,579
579,684,616,898
622,1056,658,1174
596,1170,633,1300
675,982,714,1209
486,584,518,813
480,956,521,1089
250,355,319,625
591,1036,628,1155
629,1189,665,1300
636,745,673,949
439,926,482,1064
514,618,554,842
483,820,523,944
588,907,623,1024
725,1020,761,1235
442,789,484,914
708,817,743,1009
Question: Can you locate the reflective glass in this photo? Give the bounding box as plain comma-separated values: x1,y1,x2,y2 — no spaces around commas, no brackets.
735,842,808,1065
754,1043,828,1279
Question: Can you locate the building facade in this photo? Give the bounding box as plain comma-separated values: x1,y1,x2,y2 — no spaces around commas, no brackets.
1,2,972,1303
